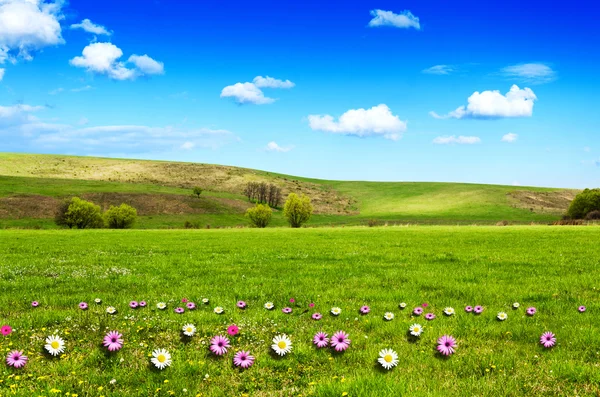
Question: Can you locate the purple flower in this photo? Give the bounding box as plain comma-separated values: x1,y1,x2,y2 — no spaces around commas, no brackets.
540,332,556,348
186,302,196,310
129,301,138,309
330,331,350,352
174,307,185,314
139,301,147,307
31,301,39,307
425,313,436,321
209,335,230,356
360,305,370,315
474,305,484,314
1,325,12,336
79,302,88,310
413,307,423,316
437,335,457,356
312,312,322,320
578,306,586,313
282,307,292,314
227,325,239,336
233,350,254,368
6,350,27,368
313,332,329,348
526,307,536,316
237,301,247,309
465,306,473,313
103,331,123,352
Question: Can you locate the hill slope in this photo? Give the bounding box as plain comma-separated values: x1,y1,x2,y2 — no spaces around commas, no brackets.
0,153,577,228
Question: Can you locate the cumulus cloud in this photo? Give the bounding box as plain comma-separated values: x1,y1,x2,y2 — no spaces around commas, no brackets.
220,76,294,105
430,85,537,119
368,9,420,30
422,65,453,75
0,67,4,80
0,0,64,62
308,104,406,141
433,135,481,145
501,63,556,84
501,133,518,143
70,43,164,80
70,19,111,36
265,141,292,152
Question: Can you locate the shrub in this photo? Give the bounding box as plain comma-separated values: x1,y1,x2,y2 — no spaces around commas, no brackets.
192,187,203,198
496,220,509,226
246,204,272,228
585,210,600,220
283,193,313,228
104,204,138,229
567,188,600,219
184,221,200,229
367,219,379,227
55,197,104,229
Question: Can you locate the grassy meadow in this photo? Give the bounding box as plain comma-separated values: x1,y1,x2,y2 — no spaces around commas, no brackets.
1,226,599,396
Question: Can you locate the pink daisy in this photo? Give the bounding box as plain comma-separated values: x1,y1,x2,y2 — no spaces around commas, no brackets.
289,298,295,303
237,301,247,309
6,350,27,368
181,298,188,303
103,331,124,352
233,350,254,369
309,303,315,308
31,301,39,307
1,325,12,336
465,306,473,313
474,305,484,314
578,306,586,313
186,302,196,310
312,312,322,320
139,301,147,307
413,307,423,316
526,307,536,316
79,302,88,310
360,305,370,315
425,313,436,321
313,332,329,348
129,301,138,309
227,325,239,336
540,332,556,348
174,307,185,314
282,307,292,314
422,303,429,308
209,335,230,356
330,331,351,352
437,335,457,356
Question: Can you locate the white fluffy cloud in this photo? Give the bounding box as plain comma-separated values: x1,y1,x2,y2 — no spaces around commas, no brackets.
422,65,453,75
0,68,4,80
220,76,294,105
368,9,420,30
430,85,537,119
501,63,556,84
70,43,164,80
501,133,518,143
70,19,111,36
265,141,292,152
433,135,481,145
0,0,64,61
308,104,406,141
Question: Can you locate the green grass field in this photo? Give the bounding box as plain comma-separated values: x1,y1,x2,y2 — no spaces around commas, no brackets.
1,226,599,396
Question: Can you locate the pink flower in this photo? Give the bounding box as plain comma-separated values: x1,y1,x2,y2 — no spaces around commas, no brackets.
1,325,12,336
540,332,556,348
330,331,350,352
129,301,138,309
473,305,484,314
6,350,27,368
237,301,247,309
31,301,39,307
233,350,254,369
578,306,586,313
309,303,315,308
103,331,123,352
313,332,329,348
209,335,230,356
360,305,370,315
422,303,429,308
465,306,473,313
413,307,423,316
437,335,457,356
425,313,436,321
174,307,185,314
79,302,88,310
186,302,196,310
289,298,295,304
526,307,536,316
139,301,147,307
282,307,292,314
181,298,189,303
227,325,239,336
312,313,322,320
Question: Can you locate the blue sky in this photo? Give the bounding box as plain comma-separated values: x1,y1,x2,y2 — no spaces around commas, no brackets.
0,0,597,188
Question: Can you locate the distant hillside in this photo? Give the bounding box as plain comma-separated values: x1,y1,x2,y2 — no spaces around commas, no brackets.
0,153,578,229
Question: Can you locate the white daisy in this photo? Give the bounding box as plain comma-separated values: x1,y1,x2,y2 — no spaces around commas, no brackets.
497,312,508,321
214,306,224,314
151,348,172,370
331,307,342,316
182,324,196,337
264,302,274,310
202,298,209,304
94,298,102,304
378,348,399,370
383,312,394,321
106,306,117,314
399,302,407,309
271,334,292,356
157,302,167,310
444,307,455,316
513,302,520,308
409,323,423,336
44,335,65,356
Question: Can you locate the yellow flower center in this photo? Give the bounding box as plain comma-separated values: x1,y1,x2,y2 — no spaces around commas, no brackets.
51,341,59,349
157,354,166,363
278,341,287,349
186,327,192,332
414,327,420,332
384,354,393,363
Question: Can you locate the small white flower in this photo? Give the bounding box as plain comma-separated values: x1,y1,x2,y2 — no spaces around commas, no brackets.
94,298,102,304
409,323,423,336
399,302,407,309
513,302,520,308
202,298,209,304
264,302,274,310
157,302,167,310
271,334,292,356
106,306,117,314
182,323,196,337
330,307,342,316
119,358,124,363
497,312,508,321
44,335,65,356
383,312,394,321
214,306,224,314
204,374,209,379
378,348,399,370
443,307,455,316
109,379,116,385
151,348,172,370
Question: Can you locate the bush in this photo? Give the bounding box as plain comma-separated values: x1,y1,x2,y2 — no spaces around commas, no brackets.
192,187,203,198
585,210,600,220
283,193,313,228
567,188,600,219
246,204,272,228
367,219,379,227
184,220,200,229
104,204,137,229
496,220,509,226
55,197,104,229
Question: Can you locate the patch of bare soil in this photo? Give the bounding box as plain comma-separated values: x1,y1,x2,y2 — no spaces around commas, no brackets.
0,195,59,219
508,190,578,214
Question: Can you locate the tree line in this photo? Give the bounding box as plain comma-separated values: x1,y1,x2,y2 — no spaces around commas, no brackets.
243,182,282,208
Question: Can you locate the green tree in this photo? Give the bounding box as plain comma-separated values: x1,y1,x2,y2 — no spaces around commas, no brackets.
55,197,104,229
104,203,138,229
192,186,203,198
246,204,272,228
567,188,600,219
283,193,313,228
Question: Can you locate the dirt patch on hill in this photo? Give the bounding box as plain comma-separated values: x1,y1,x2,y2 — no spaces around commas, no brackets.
0,195,59,219
508,190,578,214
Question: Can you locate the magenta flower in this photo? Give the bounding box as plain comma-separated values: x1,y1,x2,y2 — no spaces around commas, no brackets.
186,302,196,310
413,307,423,316
237,301,247,309
139,301,147,307
313,332,329,348
6,350,27,368
437,335,457,356
174,307,185,314
233,350,254,369
330,331,350,352
1,325,12,336
79,302,88,310
578,306,586,313
31,301,39,307
425,313,436,321
309,303,315,308
473,305,484,314
103,331,124,352
209,335,230,356
312,312,322,320
181,298,188,303
289,298,295,303
465,305,473,313
526,307,536,316
129,301,138,309
360,305,370,315
540,332,556,348
227,325,239,336
422,303,429,308
282,307,292,314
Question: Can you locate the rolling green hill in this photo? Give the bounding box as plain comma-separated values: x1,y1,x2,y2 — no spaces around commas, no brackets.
0,152,577,228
